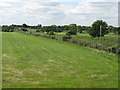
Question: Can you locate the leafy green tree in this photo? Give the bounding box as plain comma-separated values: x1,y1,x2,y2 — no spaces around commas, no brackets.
69,24,77,35
108,25,114,33
77,26,82,33
57,26,62,32
89,20,108,37
69,24,77,30
50,25,58,32
62,25,69,31
22,23,28,28
9,25,14,32
2,25,10,32
37,24,42,29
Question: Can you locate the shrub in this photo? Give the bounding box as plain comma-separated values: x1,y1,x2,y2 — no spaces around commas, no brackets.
36,29,41,32
49,31,55,35
66,30,77,35
48,31,55,35
51,36,55,39
66,32,71,36
21,28,28,31
62,35,72,42
2,25,10,32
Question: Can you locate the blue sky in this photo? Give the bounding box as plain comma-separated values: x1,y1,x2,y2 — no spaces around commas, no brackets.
0,0,119,26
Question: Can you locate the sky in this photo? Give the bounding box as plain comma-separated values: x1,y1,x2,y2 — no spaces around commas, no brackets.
0,0,119,26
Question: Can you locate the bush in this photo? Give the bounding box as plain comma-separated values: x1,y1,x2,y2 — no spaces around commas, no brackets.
51,36,55,39
49,31,55,35
21,28,28,31
47,31,55,35
10,29,14,32
36,29,41,32
66,30,77,35
2,26,10,32
62,35,72,42
66,32,71,36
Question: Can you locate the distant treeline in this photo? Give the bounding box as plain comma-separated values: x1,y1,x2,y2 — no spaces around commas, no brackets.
2,21,119,35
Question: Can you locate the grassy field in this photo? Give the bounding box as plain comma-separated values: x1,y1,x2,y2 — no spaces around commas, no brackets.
2,32,118,88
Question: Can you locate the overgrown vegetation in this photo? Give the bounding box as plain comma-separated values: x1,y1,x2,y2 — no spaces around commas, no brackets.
62,35,72,41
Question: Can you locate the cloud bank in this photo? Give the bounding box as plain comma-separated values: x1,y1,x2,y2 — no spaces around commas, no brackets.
0,0,119,26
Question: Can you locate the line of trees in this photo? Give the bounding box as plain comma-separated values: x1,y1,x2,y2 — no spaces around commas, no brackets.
2,20,119,37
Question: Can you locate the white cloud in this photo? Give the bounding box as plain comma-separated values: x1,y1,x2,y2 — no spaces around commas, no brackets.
0,2,11,8
0,0,118,26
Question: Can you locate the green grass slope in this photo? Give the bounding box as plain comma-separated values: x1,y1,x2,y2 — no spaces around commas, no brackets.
2,32,118,88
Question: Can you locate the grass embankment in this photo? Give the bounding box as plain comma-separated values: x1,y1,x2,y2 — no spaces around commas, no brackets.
27,30,119,53
2,32,118,88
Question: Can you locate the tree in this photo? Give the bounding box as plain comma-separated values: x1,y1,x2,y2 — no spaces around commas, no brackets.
112,27,118,34
22,23,28,28
9,25,14,32
51,25,58,32
77,26,82,33
2,25,10,32
62,25,69,31
57,26,62,32
89,20,108,37
37,24,42,29
108,25,114,33
38,24,42,27
69,24,77,30
118,27,120,34
69,24,77,35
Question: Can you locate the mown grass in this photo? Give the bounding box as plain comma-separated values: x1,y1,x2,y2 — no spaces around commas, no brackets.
2,32,118,88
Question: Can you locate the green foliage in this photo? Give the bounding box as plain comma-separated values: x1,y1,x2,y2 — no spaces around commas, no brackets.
69,24,77,32
21,28,28,31
22,23,28,28
49,31,55,35
9,25,14,32
113,27,119,34
2,25,10,32
69,34,119,54
118,27,120,34
36,29,41,32
66,32,71,36
66,30,77,35
2,25,14,32
47,31,55,35
37,24,42,28
62,35,72,41
77,26,82,33
108,26,119,34
89,20,108,37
